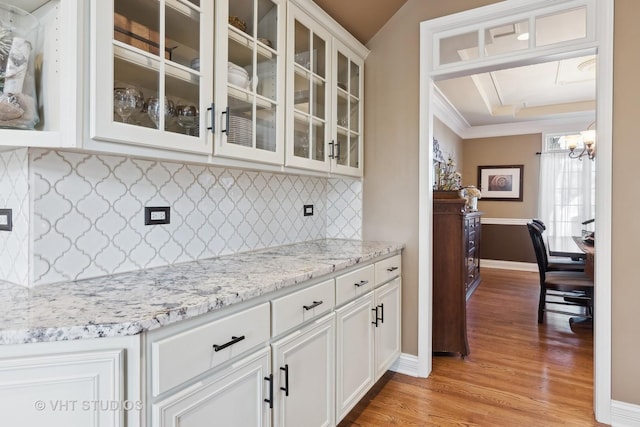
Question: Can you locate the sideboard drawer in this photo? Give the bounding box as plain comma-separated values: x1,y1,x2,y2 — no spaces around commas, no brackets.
271,278,335,337
374,254,402,286
335,264,375,306
151,302,270,396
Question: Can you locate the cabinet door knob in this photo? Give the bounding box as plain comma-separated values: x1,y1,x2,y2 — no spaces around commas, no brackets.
212,335,245,352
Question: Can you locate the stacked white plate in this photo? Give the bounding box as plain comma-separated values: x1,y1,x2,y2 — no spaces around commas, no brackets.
228,115,252,147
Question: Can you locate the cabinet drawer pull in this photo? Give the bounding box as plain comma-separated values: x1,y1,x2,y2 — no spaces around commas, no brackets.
386,266,399,272
264,374,274,409
372,307,379,327
354,280,369,287
335,141,341,160
329,140,335,159
378,303,384,324
212,335,245,352
303,300,323,311
280,364,289,396
206,102,215,133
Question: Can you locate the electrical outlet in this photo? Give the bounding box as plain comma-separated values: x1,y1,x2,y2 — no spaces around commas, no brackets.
145,206,170,225
0,209,12,231
303,204,314,216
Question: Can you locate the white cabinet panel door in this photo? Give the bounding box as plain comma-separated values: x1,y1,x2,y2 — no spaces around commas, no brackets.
375,277,402,380
335,292,375,422
0,349,124,427
153,347,271,427
272,313,335,427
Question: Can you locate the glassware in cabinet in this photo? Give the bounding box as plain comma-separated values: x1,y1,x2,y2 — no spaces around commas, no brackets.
91,0,213,154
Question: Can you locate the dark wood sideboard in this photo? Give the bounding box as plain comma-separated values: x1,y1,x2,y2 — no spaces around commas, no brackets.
432,197,482,357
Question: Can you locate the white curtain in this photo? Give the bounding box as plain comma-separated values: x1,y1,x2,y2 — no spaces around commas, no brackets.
538,151,596,237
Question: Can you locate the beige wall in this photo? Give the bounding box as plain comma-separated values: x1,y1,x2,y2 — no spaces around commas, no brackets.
612,0,640,405
362,0,501,357
364,0,640,408
462,134,540,219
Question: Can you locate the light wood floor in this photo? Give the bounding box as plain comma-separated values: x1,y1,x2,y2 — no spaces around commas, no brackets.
339,268,606,426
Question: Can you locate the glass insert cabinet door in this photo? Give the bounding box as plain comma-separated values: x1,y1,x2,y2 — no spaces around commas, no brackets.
333,41,363,176
215,0,285,165
91,0,214,154
286,5,332,172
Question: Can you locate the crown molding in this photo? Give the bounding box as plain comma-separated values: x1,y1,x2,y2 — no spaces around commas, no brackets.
432,87,595,139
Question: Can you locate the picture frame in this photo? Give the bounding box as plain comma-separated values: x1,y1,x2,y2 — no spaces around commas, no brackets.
477,165,524,201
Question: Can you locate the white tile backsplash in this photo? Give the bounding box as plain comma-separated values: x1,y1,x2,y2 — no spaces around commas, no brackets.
18,149,361,286
0,149,30,286
327,177,362,240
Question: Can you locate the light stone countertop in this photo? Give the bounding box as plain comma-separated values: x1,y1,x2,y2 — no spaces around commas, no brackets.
0,239,403,345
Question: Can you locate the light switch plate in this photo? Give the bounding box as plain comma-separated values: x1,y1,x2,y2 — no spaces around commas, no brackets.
303,204,314,216
0,209,12,231
145,206,170,225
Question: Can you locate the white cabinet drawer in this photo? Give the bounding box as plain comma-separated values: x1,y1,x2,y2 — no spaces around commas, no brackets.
335,264,375,306
374,254,402,286
151,302,270,396
271,279,335,337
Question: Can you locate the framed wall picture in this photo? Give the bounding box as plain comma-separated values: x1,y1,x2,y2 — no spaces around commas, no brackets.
477,165,524,201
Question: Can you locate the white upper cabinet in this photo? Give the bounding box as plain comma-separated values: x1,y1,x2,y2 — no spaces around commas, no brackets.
0,0,82,148
285,4,332,173
214,0,286,165
285,1,368,177
331,40,364,177
4,0,367,175
91,0,214,154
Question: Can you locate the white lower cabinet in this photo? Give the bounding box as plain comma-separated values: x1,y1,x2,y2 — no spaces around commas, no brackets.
374,277,402,380
335,269,402,423
0,347,126,427
335,292,375,421
152,347,271,427
271,313,335,427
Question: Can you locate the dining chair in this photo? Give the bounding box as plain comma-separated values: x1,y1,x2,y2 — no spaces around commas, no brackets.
529,220,585,272
527,222,594,323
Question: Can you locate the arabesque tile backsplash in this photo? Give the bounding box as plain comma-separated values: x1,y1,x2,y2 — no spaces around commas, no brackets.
1,149,362,287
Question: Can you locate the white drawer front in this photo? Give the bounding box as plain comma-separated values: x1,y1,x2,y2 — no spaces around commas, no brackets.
374,254,402,286
335,264,375,306
152,302,270,396
271,279,335,337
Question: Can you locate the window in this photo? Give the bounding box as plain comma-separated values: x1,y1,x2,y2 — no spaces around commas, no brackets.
538,132,596,237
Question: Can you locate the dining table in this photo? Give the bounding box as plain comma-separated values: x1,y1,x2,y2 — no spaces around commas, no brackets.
547,235,595,279
547,234,595,330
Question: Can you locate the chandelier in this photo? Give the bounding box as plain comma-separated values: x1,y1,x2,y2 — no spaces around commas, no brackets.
566,123,596,161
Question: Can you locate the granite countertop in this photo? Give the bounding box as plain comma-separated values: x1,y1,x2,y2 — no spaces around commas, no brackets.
0,239,403,345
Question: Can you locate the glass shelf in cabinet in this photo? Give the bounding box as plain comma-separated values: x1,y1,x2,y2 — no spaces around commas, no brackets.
114,45,201,86
228,28,274,60
227,86,273,110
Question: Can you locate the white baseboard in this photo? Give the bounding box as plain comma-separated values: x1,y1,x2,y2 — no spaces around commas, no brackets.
481,259,538,272
612,400,640,426
390,353,419,377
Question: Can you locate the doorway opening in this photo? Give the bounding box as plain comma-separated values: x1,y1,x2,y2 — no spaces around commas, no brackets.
418,0,613,423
